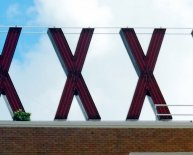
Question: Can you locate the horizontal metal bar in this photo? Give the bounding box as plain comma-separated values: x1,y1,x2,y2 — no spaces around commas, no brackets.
0,26,193,29
156,114,193,116
0,31,46,34
0,31,191,35
155,104,193,107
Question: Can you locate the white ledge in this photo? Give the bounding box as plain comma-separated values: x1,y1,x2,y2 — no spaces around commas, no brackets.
0,121,193,128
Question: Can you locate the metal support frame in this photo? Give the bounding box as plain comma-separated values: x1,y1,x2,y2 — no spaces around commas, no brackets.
120,28,172,120
0,27,25,115
48,28,100,120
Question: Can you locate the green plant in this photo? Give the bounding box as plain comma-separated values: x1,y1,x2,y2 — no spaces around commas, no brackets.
13,109,31,121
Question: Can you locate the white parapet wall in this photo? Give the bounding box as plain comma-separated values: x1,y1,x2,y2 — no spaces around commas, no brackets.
0,121,193,128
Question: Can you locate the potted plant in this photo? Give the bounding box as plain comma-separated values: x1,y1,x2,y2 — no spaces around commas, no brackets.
13,109,31,121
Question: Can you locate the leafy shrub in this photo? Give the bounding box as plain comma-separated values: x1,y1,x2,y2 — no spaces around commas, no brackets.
13,109,31,121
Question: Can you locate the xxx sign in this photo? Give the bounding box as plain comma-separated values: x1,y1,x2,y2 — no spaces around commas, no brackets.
0,27,173,120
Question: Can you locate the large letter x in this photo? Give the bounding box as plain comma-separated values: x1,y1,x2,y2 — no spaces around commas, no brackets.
0,27,25,114
48,28,100,120
120,28,172,120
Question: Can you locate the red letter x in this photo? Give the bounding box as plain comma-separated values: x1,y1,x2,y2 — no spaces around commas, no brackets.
0,27,25,114
120,28,172,120
48,28,100,120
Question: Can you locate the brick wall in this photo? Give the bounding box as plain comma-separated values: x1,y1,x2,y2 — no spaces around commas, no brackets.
0,122,193,155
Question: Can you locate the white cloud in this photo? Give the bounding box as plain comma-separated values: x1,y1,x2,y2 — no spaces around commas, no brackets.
32,0,112,26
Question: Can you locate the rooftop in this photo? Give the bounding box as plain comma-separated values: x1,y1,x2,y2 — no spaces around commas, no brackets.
1,121,193,128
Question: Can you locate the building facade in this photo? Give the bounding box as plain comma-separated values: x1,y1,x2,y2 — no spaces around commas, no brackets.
0,121,193,154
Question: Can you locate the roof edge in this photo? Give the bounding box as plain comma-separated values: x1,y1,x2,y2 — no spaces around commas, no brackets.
0,121,193,128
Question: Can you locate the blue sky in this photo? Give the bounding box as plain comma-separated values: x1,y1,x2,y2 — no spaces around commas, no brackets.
1,0,193,121
0,0,34,25
0,0,39,61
